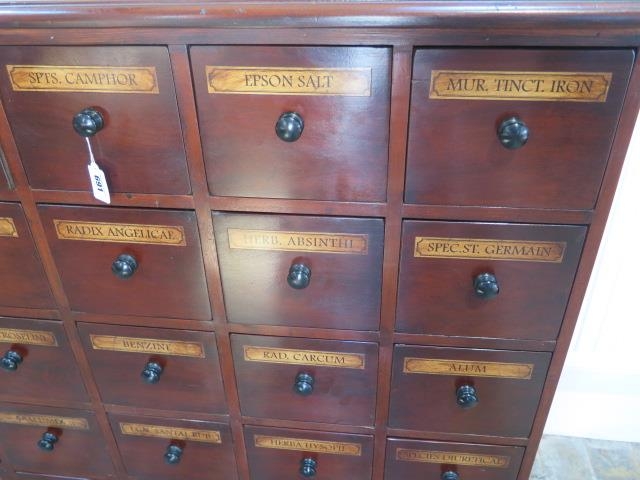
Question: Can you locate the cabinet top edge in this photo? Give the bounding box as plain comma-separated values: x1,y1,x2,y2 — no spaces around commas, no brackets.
0,1,640,32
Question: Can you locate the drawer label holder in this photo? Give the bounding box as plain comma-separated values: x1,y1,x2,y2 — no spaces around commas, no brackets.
0,328,58,346
54,220,186,246
243,345,365,369
0,217,18,237
7,65,160,94
90,334,205,358
228,228,368,255
120,423,221,444
396,448,510,468
414,237,565,263
0,413,89,430
403,358,534,380
254,435,362,456
429,70,612,102
206,67,372,96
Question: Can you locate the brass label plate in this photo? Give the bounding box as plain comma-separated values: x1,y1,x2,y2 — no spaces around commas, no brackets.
206,66,371,96
254,435,362,456
228,228,368,255
54,220,186,246
396,448,510,468
414,237,565,263
429,70,611,102
0,217,18,237
403,358,534,380
90,334,205,358
0,328,58,347
7,65,159,94
0,413,89,430
120,423,221,444
243,346,365,369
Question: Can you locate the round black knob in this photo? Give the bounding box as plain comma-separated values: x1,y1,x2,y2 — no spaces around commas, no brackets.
164,444,183,465
300,457,317,477
37,432,59,451
141,361,163,384
72,107,104,137
1,350,23,371
287,263,311,290
442,471,460,480
294,372,315,396
497,116,529,149
456,384,478,409
474,272,499,299
275,112,304,142
112,254,138,279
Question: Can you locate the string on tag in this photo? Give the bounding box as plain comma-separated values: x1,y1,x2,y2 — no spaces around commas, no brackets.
84,136,111,204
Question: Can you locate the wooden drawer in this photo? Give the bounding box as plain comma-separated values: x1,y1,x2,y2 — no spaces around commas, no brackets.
191,46,390,201
0,403,113,477
15,474,99,480
77,323,226,414
38,205,211,320
396,221,586,340
1,318,87,403
232,335,378,426
389,346,551,438
405,49,634,209
0,203,54,310
244,426,373,480
0,46,190,195
214,213,384,330
109,413,237,480
385,438,524,480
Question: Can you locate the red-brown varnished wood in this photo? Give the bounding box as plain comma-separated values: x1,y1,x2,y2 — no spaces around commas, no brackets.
231,335,378,427
406,49,634,209
0,46,190,195
191,46,391,202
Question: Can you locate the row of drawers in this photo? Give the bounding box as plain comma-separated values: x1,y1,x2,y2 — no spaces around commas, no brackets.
1,202,585,340
0,46,633,209
2,318,549,438
0,404,524,480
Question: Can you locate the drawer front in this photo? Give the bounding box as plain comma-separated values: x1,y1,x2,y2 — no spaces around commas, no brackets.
389,346,551,437
0,46,190,195
1,318,87,403
396,221,586,340
191,46,390,201
77,323,226,413
385,438,524,480
245,426,373,480
38,205,211,320
0,203,54,310
0,404,113,477
214,213,383,330
405,49,634,209
232,335,378,426
110,414,237,480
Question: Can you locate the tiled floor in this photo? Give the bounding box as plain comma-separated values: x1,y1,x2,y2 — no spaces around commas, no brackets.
531,435,640,479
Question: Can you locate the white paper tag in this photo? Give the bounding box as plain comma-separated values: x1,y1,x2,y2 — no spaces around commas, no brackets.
88,162,111,204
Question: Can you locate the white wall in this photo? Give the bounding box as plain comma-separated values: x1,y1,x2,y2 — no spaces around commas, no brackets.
544,117,640,442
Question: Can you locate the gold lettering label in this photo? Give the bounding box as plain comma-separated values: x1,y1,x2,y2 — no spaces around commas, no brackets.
0,413,89,430
0,328,58,347
254,435,362,456
7,65,159,94
120,423,221,444
0,217,18,237
414,237,565,263
228,229,368,255
54,220,186,246
403,358,534,380
207,67,371,96
243,346,365,369
396,448,510,468
90,335,205,358
430,71,611,102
